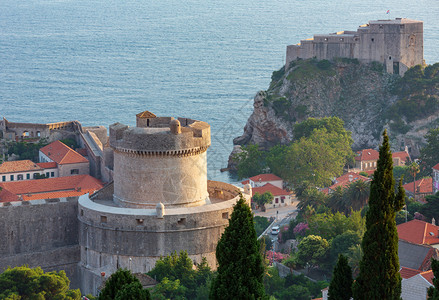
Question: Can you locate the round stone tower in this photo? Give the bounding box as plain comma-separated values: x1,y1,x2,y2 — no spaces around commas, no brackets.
77,111,251,295
110,115,211,208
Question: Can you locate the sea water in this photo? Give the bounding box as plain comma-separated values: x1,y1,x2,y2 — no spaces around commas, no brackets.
1,0,438,183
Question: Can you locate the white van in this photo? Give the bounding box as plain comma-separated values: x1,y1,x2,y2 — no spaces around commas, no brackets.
271,226,280,235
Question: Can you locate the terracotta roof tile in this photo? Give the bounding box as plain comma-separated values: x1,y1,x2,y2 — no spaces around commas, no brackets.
252,183,290,197
248,174,282,183
329,172,370,190
355,149,379,161
0,160,42,174
36,162,57,169
420,270,434,285
397,219,439,245
400,267,421,279
403,177,433,194
433,163,439,171
40,140,88,165
392,151,410,164
0,175,103,203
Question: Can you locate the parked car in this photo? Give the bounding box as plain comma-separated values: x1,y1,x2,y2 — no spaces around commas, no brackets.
271,226,280,235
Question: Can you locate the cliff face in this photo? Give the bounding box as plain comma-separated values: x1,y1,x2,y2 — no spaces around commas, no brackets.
230,59,439,168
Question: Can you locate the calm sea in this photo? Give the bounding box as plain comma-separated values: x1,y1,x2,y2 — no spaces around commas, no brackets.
1,0,438,183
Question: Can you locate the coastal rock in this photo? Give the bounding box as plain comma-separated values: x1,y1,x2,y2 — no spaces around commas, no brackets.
228,59,439,170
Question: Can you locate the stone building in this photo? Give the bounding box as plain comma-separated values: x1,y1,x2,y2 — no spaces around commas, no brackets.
1,112,251,296
286,18,423,76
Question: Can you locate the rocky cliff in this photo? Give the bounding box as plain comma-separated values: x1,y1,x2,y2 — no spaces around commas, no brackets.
229,59,439,169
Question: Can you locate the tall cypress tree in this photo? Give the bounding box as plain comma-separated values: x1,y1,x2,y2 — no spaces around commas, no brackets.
210,194,266,300
328,254,353,300
353,130,405,299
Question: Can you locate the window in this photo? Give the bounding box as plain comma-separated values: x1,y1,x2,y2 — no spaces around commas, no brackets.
71,169,79,175
100,216,107,223
33,173,38,179
371,38,374,42
222,212,229,219
17,174,23,180
275,198,279,203
51,172,55,177
10,175,14,181
177,218,186,225
26,174,30,179
1,176,5,182
46,172,49,177
281,196,285,203
136,219,144,225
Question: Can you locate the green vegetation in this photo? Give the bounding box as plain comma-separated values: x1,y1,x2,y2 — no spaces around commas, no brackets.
147,251,212,300
428,259,439,299
285,58,336,82
264,267,328,300
98,268,151,300
328,254,353,300
59,138,78,150
419,192,439,222
7,139,48,161
353,130,405,299
210,194,266,299
387,63,439,132
0,266,81,300
235,117,354,187
254,216,271,237
253,191,274,211
420,127,439,175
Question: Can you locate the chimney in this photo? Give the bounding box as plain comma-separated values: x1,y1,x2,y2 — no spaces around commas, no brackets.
432,218,436,226
349,175,353,182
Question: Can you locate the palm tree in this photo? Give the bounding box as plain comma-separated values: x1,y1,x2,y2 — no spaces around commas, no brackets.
346,180,370,211
328,186,347,214
297,186,327,211
409,162,420,201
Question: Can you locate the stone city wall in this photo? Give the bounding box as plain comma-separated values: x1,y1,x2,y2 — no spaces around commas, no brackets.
0,197,81,288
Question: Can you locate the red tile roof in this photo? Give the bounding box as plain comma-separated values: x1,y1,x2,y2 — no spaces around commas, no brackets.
397,219,439,245
355,149,379,161
40,140,88,165
0,160,42,174
392,151,410,164
329,172,370,190
252,183,290,197
433,163,439,171
420,270,434,285
400,267,421,279
36,162,58,169
248,174,282,183
0,175,103,202
403,177,433,195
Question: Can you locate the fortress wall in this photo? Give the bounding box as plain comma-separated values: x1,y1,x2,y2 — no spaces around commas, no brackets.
0,198,80,288
113,151,209,208
400,22,424,70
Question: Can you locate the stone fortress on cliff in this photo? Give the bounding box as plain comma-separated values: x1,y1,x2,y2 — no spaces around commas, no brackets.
286,18,424,76
0,111,252,296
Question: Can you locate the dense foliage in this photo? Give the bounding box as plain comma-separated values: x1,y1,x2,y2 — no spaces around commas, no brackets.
210,195,266,299
0,266,81,300
7,139,48,161
147,251,212,300
253,192,274,211
328,254,353,300
234,117,354,186
263,267,328,300
254,216,271,237
98,268,150,300
353,130,405,299
420,127,439,175
428,259,439,299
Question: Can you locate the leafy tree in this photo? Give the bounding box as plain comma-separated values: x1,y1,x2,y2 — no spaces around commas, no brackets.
7,139,48,161
0,266,80,300
254,216,271,236
346,244,363,277
210,194,266,299
420,192,439,221
328,254,353,300
99,268,150,300
428,259,439,299
295,235,329,271
282,128,354,187
307,211,365,241
114,281,150,300
408,161,420,200
329,230,362,266
420,127,439,175
234,144,267,179
253,192,274,211
327,186,347,214
151,278,187,300
353,130,405,299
